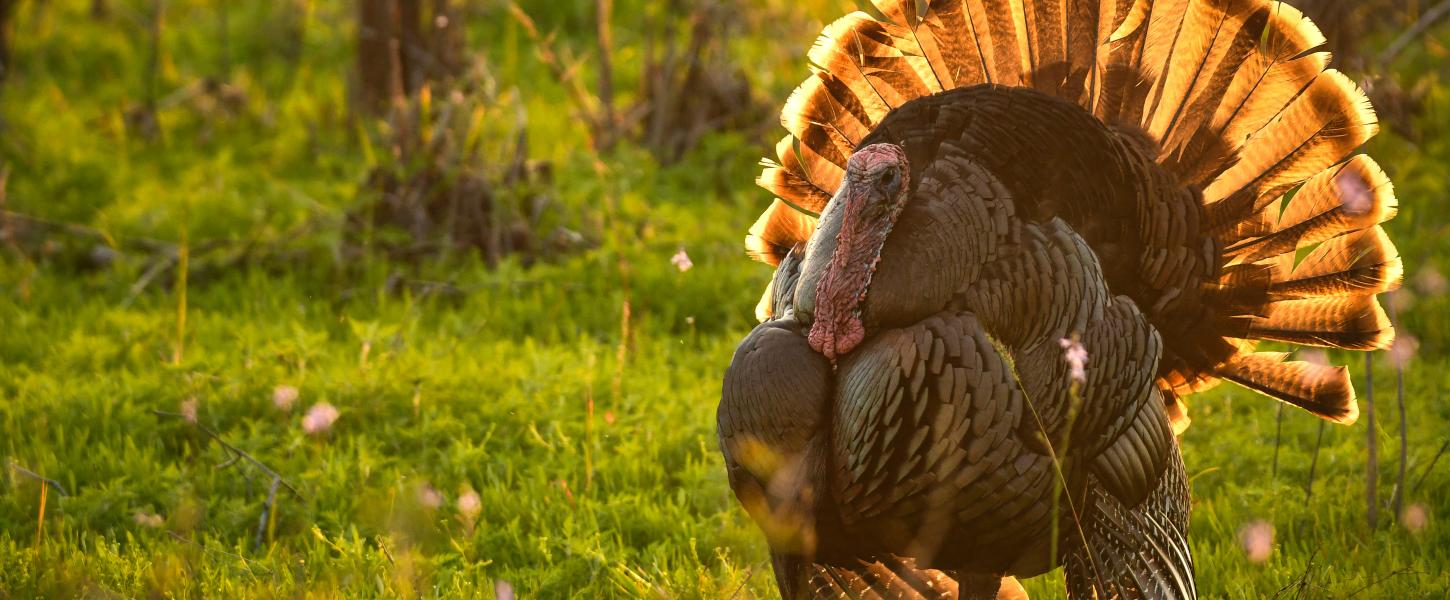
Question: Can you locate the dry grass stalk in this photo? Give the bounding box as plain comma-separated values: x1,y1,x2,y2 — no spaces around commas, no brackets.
1365,353,1379,529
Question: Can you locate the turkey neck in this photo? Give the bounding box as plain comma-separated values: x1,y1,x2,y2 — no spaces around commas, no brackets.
808,187,902,362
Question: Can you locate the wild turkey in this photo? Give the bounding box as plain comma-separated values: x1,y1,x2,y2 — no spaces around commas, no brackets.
718,1,1400,598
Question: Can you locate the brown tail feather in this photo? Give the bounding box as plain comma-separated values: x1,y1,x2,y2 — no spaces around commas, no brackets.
1269,226,1403,300
1204,70,1377,204
1225,155,1397,264
1249,294,1393,350
747,199,819,267
1216,351,1357,423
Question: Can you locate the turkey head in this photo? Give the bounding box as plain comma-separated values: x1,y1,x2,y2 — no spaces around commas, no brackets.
801,143,910,361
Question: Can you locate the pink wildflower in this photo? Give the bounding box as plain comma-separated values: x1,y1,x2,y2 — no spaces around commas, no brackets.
1401,503,1430,534
1388,333,1420,368
1337,170,1374,215
133,511,164,528
457,489,482,520
670,247,693,272
272,385,299,412
1239,520,1274,564
418,484,444,510
1298,349,1331,366
495,580,515,600
180,398,199,424
302,402,340,434
1059,338,1088,385
1415,268,1447,296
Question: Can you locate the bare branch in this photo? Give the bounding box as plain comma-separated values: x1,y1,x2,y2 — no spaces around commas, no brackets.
152,410,302,498
1377,0,1450,66
7,461,68,496
254,476,282,550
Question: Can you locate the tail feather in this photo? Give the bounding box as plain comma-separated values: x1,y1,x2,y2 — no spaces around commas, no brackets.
1269,226,1403,300
1225,155,1397,264
1216,351,1358,423
760,136,837,214
748,199,819,267
919,1,991,88
1204,70,1377,204
749,0,1397,425
1249,294,1393,350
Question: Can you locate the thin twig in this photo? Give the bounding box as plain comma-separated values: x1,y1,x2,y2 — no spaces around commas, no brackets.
1377,0,1450,65
1365,353,1379,529
507,3,604,145
8,461,68,496
1272,403,1284,479
0,209,173,253
726,565,755,600
1343,567,1417,598
1305,421,1326,500
121,254,176,308
594,0,617,151
254,476,281,550
1391,297,1407,519
152,410,301,498
1411,437,1448,495
1273,547,1323,599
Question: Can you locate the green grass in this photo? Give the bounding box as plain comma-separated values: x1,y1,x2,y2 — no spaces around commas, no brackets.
1,1,1448,597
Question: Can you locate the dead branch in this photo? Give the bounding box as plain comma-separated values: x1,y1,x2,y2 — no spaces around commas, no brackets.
7,461,68,496
254,476,281,550
1,209,175,255
1378,0,1450,65
152,410,302,498
1365,353,1379,530
1305,421,1326,500
1412,436,1448,495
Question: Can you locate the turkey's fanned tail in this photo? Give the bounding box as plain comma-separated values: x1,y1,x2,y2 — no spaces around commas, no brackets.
749,0,1398,425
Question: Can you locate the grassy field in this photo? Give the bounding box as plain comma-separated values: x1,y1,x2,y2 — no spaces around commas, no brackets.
1,1,1447,597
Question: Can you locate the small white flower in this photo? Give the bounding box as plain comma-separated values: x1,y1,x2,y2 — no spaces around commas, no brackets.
670,247,693,272
180,398,199,424
1415,268,1447,296
1239,520,1274,564
1059,338,1088,385
1298,349,1331,366
302,402,340,434
457,489,482,519
133,511,164,528
1388,333,1420,368
1401,503,1430,534
418,484,444,510
1337,170,1374,215
272,385,299,412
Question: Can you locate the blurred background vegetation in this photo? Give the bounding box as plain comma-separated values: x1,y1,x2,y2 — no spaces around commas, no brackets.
0,0,1447,597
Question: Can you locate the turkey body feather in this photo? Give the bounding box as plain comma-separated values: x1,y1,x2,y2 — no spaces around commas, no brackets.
725,0,1399,597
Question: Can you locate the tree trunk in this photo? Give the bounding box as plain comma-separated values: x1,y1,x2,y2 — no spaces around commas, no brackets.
357,0,402,114
0,0,15,84
356,0,463,115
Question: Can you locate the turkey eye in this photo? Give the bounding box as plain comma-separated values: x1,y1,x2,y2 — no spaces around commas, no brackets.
878,168,901,194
